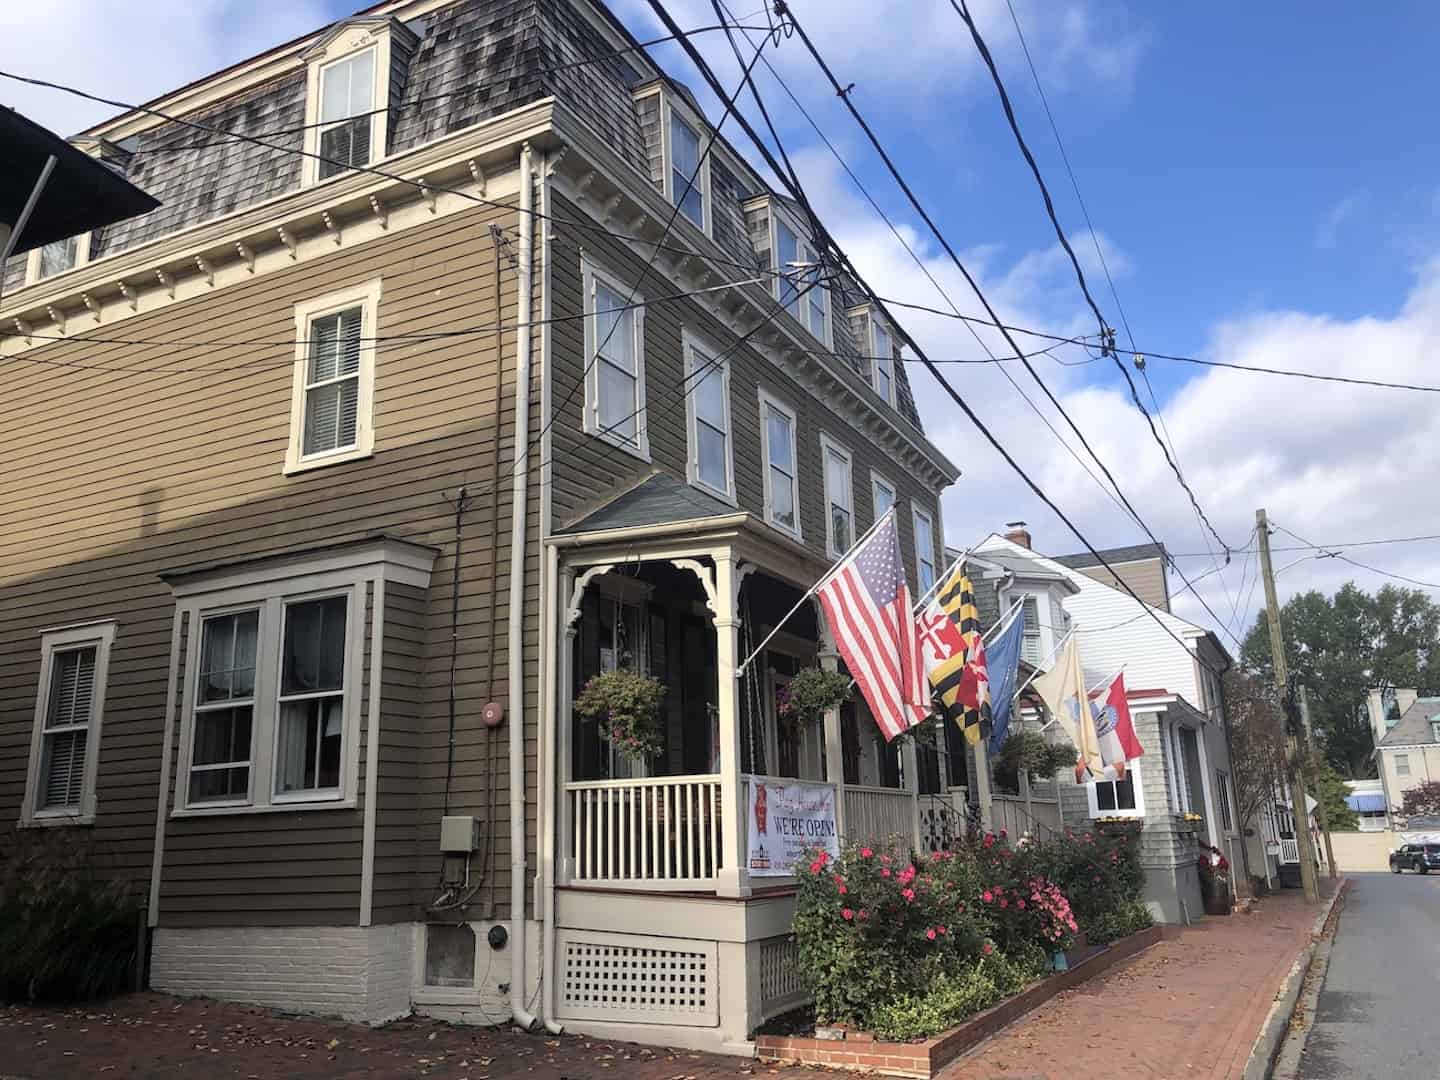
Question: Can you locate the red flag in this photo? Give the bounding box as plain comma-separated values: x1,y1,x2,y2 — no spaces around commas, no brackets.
1091,672,1143,773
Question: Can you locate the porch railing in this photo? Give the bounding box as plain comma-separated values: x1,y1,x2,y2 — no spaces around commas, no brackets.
1278,836,1299,864
565,774,723,890
843,784,917,849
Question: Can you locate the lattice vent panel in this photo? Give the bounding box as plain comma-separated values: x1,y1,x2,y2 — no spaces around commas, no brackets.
757,934,807,1018
557,930,718,1026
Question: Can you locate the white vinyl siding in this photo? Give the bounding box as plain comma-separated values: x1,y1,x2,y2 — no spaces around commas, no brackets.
912,506,937,594
820,434,854,558
683,329,733,501
22,622,117,826
773,215,828,343
317,48,375,179
286,279,380,474
759,390,800,539
668,110,707,231
583,258,649,459
871,318,894,405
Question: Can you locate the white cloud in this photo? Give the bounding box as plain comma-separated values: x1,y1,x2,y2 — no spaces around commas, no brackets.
0,1,328,136
1315,190,1369,250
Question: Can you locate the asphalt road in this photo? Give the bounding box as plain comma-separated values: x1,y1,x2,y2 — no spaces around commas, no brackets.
1300,871,1440,1079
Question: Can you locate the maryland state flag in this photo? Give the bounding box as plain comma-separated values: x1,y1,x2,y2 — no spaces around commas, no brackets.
916,563,991,745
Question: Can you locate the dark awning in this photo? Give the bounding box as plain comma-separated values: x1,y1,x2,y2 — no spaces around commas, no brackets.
2,107,159,254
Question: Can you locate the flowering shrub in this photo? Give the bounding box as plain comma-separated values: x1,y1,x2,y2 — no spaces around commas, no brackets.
1197,844,1230,892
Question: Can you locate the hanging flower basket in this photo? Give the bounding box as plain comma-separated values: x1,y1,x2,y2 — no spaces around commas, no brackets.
779,667,853,726
574,669,665,761
996,732,1075,781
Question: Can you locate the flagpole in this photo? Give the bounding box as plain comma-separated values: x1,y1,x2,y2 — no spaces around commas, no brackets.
1010,627,1075,704
981,598,1025,645
735,508,896,678
910,547,971,615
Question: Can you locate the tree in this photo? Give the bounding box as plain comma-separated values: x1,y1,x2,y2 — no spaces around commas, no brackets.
1225,670,1288,832
1311,759,1359,832
1400,780,1440,819
1239,583,1440,778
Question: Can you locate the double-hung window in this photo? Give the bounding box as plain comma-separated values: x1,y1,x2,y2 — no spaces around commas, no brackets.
37,237,79,280
1020,596,1042,665
669,111,707,230
683,328,733,500
1090,764,1142,816
169,539,434,816
1396,753,1411,777
287,280,380,473
774,216,828,343
759,390,800,538
912,506,937,594
871,318,895,405
820,434,854,558
317,48,375,179
1216,770,1235,833
22,622,116,825
583,258,648,458
871,472,896,519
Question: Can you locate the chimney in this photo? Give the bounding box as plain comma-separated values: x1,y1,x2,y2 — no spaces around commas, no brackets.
1004,520,1032,550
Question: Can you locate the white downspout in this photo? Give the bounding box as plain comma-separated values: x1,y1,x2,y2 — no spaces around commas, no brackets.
509,141,541,1032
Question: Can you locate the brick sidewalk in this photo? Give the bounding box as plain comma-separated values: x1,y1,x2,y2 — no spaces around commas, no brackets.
944,888,1323,1080
0,890,1320,1080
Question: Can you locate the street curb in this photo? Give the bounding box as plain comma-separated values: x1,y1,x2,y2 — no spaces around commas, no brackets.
1240,878,1349,1080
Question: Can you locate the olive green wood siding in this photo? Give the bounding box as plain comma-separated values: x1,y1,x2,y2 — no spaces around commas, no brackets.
0,198,544,926
545,192,943,584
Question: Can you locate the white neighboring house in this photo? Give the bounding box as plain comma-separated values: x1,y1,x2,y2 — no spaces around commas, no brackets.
973,530,1242,924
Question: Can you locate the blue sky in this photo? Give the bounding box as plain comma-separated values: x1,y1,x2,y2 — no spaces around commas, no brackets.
4,0,1440,647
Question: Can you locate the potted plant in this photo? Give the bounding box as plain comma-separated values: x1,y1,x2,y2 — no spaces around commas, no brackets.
574,669,665,763
778,667,853,726
995,731,1076,790
1196,844,1231,915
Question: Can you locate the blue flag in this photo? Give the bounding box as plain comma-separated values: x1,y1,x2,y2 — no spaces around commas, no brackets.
986,612,1026,753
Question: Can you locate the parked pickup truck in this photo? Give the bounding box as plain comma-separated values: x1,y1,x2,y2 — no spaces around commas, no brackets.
1389,843,1440,873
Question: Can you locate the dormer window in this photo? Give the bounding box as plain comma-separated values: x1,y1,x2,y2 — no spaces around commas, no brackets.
871,317,895,405
669,111,706,229
301,18,415,188
317,49,375,179
773,213,829,344
26,233,89,285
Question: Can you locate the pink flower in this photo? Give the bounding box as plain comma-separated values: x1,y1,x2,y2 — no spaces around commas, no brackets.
858,909,870,921
882,868,892,878
809,860,823,874
1017,899,1026,910
999,898,1009,909
902,888,916,902
982,943,994,955
982,890,994,903
838,884,848,895
999,829,1008,839
937,925,946,935
842,908,854,921
860,847,874,859
899,865,917,885
926,929,937,941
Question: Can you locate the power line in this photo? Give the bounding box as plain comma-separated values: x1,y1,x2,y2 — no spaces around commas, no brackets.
952,0,1230,555
1272,523,1440,591
652,0,1230,675
761,2,1242,652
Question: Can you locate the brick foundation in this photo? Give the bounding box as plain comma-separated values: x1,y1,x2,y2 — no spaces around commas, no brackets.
755,925,1163,1078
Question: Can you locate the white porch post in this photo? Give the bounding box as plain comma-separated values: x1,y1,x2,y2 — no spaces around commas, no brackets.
714,553,750,898
557,566,577,886
816,608,847,838
901,733,921,850
974,736,994,832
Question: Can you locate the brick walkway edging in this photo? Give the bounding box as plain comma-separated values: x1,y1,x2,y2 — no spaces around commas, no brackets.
1239,878,1349,1080
755,925,1164,1079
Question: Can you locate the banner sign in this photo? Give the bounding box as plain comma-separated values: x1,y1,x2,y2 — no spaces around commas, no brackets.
747,780,839,876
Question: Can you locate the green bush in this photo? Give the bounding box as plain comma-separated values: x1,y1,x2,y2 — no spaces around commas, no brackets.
1086,898,1153,946
0,827,141,1003
865,951,1042,1041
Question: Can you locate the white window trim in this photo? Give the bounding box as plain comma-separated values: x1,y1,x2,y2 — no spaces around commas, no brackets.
819,432,854,559
661,93,712,238
285,277,382,475
20,620,118,827
582,255,650,461
758,387,801,541
768,203,831,348
165,539,437,819
682,326,735,504
1086,757,1146,819
869,470,896,522
301,24,397,188
1396,752,1411,776
912,504,937,592
25,232,92,286
868,311,896,406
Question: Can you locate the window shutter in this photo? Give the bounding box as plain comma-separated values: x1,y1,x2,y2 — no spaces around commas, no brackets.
43,730,89,809
40,646,97,811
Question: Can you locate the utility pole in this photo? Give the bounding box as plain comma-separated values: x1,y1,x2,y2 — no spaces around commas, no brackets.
1299,686,1337,879
1256,508,1320,903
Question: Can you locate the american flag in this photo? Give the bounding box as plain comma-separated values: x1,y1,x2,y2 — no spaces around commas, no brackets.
816,511,927,741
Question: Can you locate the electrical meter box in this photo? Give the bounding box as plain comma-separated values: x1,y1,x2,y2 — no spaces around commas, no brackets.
439,814,480,853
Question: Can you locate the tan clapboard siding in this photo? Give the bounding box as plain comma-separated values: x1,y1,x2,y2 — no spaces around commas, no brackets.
1072,557,1170,613
0,197,547,928
545,194,943,583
